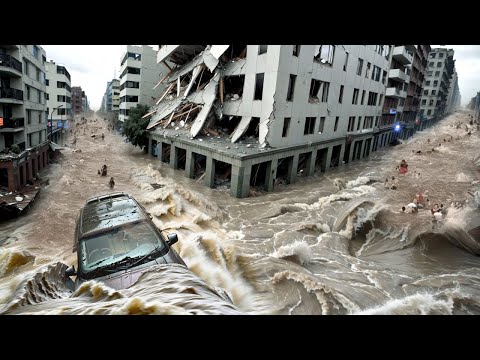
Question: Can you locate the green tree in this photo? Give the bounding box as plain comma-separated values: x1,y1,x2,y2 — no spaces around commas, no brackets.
122,104,151,150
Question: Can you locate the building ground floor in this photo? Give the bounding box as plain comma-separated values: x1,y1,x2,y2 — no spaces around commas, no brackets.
0,141,50,192
146,127,398,198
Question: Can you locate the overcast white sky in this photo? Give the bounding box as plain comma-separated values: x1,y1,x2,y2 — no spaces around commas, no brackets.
42,45,479,110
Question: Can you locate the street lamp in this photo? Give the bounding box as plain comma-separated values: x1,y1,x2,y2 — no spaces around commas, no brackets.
49,105,64,142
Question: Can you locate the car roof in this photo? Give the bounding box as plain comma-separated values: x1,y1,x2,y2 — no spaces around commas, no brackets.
79,193,147,238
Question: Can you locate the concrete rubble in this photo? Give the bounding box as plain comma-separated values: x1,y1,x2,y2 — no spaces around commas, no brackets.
146,45,264,145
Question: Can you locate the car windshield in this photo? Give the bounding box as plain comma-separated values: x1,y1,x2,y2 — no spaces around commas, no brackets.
79,221,167,276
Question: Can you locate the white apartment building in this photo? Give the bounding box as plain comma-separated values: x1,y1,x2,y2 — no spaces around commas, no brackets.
0,45,48,151
118,45,168,122
46,61,72,139
149,45,395,198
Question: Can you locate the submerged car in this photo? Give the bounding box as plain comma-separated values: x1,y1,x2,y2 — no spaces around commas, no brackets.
65,192,186,290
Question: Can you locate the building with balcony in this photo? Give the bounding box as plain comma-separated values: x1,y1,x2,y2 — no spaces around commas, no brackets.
118,45,168,122
380,45,414,137
46,61,72,142
418,48,455,129
147,45,394,198
400,45,431,139
0,45,50,192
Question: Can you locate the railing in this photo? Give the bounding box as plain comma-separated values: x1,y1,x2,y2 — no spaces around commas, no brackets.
0,87,24,101
0,53,22,72
0,118,25,128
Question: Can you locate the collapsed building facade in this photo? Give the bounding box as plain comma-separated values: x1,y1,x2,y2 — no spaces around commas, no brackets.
145,45,403,198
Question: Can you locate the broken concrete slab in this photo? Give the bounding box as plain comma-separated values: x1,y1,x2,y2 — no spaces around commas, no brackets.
231,116,252,143
223,58,247,76
210,45,230,60
190,73,220,137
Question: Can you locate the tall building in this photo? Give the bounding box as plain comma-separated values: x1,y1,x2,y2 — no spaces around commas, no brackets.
400,45,430,139
71,86,83,115
418,48,455,129
118,45,168,122
148,45,397,198
82,91,89,113
446,69,460,115
0,45,50,192
46,60,72,141
111,79,120,115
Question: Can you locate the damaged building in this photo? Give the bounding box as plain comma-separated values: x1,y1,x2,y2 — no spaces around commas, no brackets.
144,45,397,198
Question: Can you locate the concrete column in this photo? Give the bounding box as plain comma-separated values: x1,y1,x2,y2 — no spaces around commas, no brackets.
7,167,15,192
360,140,366,159
265,158,277,192
205,156,215,188
288,154,299,184
170,144,177,169
185,150,195,179
305,151,316,176
348,142,355,163
148,138,153,156
325,146,333,169
231,164,251,198
338,144,345,166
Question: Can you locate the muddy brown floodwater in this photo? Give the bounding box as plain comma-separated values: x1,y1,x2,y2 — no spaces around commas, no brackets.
1,110,480,315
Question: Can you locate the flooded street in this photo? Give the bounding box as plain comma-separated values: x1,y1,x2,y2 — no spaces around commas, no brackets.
1,110,480,315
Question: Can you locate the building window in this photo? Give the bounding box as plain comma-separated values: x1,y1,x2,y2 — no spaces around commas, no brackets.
421,99,426,105
424,90,428,95
382,70,387,84
437,62,442,67
429,99,434,106
375,116,379,127
293,45,300,57
379,94,383,106
286,74,295,101
258,45,268,55
352,88,359,105
45,79,49,86
33,45,39,59
57,108,66,115
36,68,41,82
28,133,32,147
429,62,434,67
282,118,291,137
334,117,339,132
427,109,432,115
426,80,430,86
430,53,436,58
357,117,362,131
309,79,321,101
304,117,316,135
343,52,349,71
357,58,364,76
26,85,30,100
435,71,440,77
39,131,43,142
365,62,371,78
38,111,42,123
38,89,41,103
27,109,31,124
432,90,436,95
45,93,49,101
321,82,329,103
42,55,46,64
348,116,355,132
433,80,438,86
367,91,377,106
439,53,444,58
339,85,344,103
24,61,29,76
361,90,366,105
318,117,325,133
314,45,335,65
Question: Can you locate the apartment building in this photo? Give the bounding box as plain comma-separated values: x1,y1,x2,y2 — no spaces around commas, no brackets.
418,48,455,129
396,45,430,139
118,45,168,122
46,60,72,142
147,45,395,198
71,86,83,115
0,45,50,192
446,69,460,115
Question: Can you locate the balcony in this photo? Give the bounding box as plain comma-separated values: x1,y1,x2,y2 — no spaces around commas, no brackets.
0,118,25,132
0,53,22,77
388,68,409,83
392,46,413,65
386,87,407,99
0,87,23,104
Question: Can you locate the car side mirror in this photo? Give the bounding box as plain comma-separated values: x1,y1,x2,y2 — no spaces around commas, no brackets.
167,233,178,247
65,265,77,277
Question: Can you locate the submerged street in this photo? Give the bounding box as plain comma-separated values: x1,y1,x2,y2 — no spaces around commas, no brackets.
0,109,479,314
